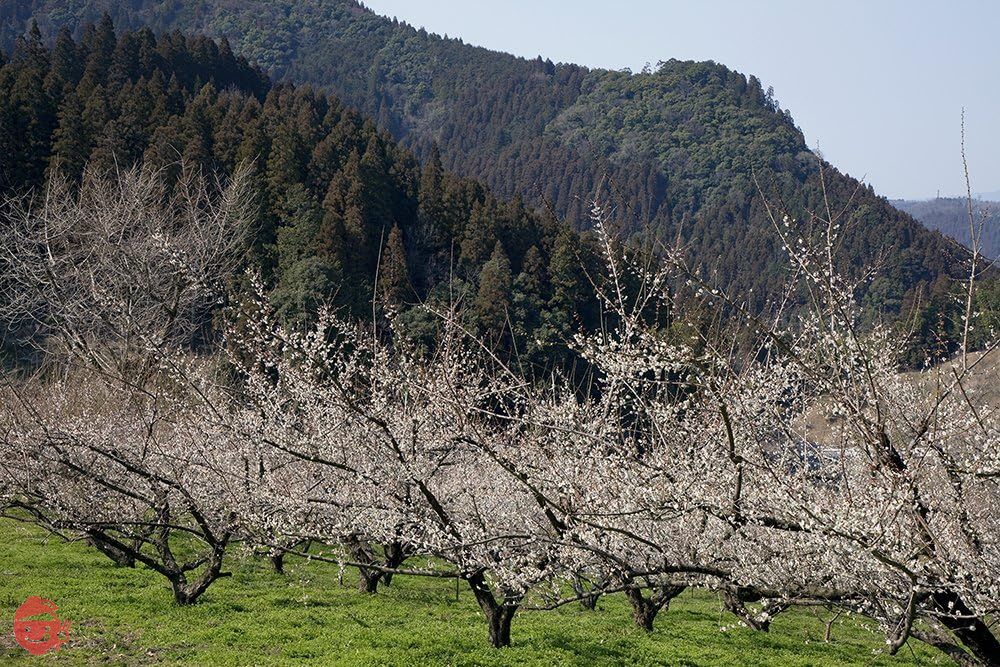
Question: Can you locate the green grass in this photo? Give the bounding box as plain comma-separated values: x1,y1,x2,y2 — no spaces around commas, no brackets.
0,520,943,665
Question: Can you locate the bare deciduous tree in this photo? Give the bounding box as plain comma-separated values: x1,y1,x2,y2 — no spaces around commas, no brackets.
0,161,254,604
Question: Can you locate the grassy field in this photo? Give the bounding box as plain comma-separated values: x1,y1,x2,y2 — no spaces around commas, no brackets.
0,520,944,666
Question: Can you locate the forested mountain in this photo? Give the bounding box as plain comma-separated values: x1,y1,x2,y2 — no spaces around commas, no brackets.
893,198,1000,261
0,0,968,317
0,21,605,370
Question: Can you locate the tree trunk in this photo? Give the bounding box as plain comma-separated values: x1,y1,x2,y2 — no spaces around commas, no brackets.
931,593,1000,667
88,534,136,568
485,604,517,648
358,568,382,594
269,552,285,575
625,584,685,632
626,587,658,632
170,578,198,605
723,588,788,632
467,571,519,648
168,546,231,605
571,574,600,610
345,535,384,594
169,568,232,605
380,541,408,587
914,625,991,667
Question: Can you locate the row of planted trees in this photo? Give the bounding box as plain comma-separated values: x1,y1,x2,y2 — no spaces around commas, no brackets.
1,162,998,665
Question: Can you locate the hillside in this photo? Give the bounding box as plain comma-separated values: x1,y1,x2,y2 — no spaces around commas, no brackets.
893,197,1000,260
0,0,967,315
0,22,603,371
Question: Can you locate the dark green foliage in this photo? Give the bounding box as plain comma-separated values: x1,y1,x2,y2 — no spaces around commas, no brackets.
0,17,268,194
0,20,57,191
3,8,991,369
46,89,89,182
0,0,968,318
0,22,600,372
474,241,513,345
377,224,411,306
898,272,1000,368
893,197,1000,260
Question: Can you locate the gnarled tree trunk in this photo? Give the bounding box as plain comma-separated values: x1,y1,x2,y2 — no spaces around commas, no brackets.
722,587,789,632
379,540,408,587
929,593,1000,667
625,583,685,632
345,534,384,594
466,571,521,648
167,540,232,605
269,552,286,575
88,532,137,568
571,573,602,611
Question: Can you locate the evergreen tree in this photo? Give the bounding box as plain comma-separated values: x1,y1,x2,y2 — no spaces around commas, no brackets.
548,226,586,315
512,245,549,364
46,27,81,92
4,26,56,190
541,226,591,357
18,21,49,74
459,201,496,272
474,242,513,344
266,113,309,214
47,90,90,183
377,224,410,306
271,256,345,328
276,189,325,276
80,13,116,92
417,145,447,244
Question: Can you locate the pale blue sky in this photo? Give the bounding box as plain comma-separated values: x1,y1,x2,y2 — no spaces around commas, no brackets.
364,0,999,200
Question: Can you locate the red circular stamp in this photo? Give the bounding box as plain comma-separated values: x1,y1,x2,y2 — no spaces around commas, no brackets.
12,596,71,656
